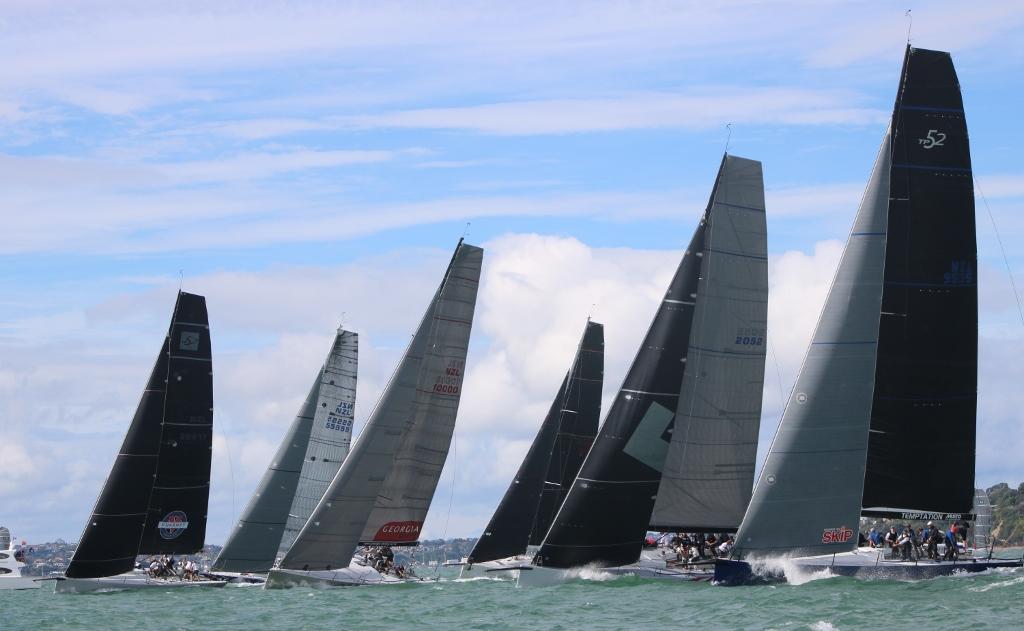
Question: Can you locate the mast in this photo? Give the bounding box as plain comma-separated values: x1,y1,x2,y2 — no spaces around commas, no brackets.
281,242,482,571
212,328,357,572
67,292,213,578
649,155,768,533
861,46,977,519
467,320,604,564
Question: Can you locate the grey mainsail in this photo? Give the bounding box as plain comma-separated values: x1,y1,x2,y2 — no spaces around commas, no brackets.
281,241,482,570
212,328,357,572
649,156,768,532
733,134,891,558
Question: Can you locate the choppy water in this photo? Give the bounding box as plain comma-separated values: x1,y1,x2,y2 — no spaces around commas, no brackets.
6,562,1024,630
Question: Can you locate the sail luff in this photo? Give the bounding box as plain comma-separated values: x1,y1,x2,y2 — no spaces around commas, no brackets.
281,243,482,570
649,155,768,532
211,375,321,572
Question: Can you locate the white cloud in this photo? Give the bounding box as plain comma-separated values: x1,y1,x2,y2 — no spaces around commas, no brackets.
342,90,887,136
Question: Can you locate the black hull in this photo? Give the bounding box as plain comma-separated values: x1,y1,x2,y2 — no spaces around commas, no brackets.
714,557,1022,586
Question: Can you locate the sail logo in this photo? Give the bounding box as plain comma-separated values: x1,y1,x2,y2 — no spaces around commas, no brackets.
157,511,189,540
918,129,946,149
179,331,200,351
821,526,853,544
734,327,766,346
944,260,973,286
374,521,421,542
432,359,464,395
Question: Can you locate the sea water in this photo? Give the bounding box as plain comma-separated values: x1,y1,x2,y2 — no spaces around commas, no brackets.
5,563,1023,630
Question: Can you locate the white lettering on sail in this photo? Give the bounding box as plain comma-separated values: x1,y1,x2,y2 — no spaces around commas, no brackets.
918,129,946,149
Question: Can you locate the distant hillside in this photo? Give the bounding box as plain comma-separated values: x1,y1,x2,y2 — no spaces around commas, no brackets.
988,482,1024,546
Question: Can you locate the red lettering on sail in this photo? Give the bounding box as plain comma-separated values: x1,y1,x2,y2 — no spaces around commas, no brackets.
373,521,422,543
821,526,853,544
432,359,465,396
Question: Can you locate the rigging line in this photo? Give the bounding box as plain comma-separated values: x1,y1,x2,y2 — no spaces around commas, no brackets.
436,427,457,581
724,123,733,154
975,176,1024,328
217,412,238,529
905,9,912,45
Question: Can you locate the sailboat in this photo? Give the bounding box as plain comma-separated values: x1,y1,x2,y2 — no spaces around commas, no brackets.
714,46,1023,585
459,319,604,578
517,154,769,586
208,326,358,583
55,291,226,593
0,527,39,590
265,240,483,588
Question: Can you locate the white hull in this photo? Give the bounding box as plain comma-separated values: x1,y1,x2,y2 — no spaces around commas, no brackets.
0,575,40,590
457,555,531,579
202,570,267,585
265,562,426,588
54,574,227,593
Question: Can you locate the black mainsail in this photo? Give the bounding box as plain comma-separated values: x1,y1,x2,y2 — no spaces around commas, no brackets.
66,292,213,579
534,155,766,569
467,320,603,564
733,46,978,559
861,46,977,519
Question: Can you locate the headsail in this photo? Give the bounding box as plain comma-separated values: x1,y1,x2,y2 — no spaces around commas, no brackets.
467,320,603,564
281,242,482,570
67,292,213,579
733,136,890,558
212,328,357,572
535,154,763,569
650,156,768,533
861,46,977,519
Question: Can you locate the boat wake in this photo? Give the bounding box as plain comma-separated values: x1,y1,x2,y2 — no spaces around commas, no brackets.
748,558,835,586
565,564,617,583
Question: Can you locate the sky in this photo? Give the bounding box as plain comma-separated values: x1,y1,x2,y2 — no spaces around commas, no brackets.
1,1,1023,545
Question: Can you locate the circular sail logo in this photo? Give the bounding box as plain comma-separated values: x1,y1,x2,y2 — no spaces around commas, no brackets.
157,511,190,540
